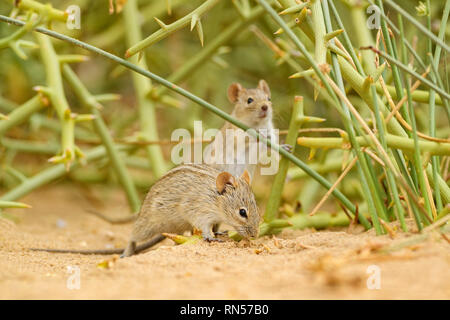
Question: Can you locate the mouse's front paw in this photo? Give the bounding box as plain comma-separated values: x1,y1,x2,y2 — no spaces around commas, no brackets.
214,230,229,236
203,236,224,243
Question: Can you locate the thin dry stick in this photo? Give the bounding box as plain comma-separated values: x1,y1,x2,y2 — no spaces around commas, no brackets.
423,214,450,232
325,74,392,168
342,150,350,171
376,28,390,68
309,156,358,216
280,127,347,136
409,35,418,66
114,137,213,145
324,73,432,222
334,38,357,70
385,67,430,122
249,25,285,57
422,167,437,219
442,156,450,178
378,68,449,143
401,188,414,219
379,219,396,238
363,148,385,167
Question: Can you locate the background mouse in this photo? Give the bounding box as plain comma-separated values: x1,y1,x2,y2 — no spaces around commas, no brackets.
204,79,275,178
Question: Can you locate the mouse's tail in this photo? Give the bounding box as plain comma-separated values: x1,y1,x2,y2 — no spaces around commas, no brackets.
30,235,166,256
30,247,124,255
85,209,137,224
134,234,166,254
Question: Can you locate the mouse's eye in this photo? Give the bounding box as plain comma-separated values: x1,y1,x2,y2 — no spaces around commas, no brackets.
247,97,254,104
239,208,248,218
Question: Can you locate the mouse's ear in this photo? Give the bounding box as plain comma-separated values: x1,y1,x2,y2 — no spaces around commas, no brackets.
228,83,243,103
257,79,270,98
216,172,236,194
241,170,251,185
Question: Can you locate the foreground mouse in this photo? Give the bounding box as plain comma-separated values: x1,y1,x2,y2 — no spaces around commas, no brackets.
31,164,260,257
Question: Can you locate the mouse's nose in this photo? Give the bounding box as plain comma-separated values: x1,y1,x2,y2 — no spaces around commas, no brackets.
261,105,268,111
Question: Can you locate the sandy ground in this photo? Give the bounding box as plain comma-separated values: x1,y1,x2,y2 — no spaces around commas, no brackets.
0,184,449,299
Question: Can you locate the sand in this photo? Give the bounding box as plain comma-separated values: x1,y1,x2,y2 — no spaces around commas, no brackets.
0,184,449,299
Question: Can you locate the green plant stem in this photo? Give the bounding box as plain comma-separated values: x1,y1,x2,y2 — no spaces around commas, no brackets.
339,0,405,230
35,32,76,167
261,0,384,230
288,211,350,230
427,0,449,212
264,96,303,222
0,200,31,209
0,95,45,136
0,137,59,154
328,1,416,217
10,0,67,22
0,95,97,142
321,0,379,230
383,0,450,54
348,2,376,74
61,64,141,214
338,55,450,204
297,134,450,156
328,0,442,108
153,6,265,98
89,0,186,48
288,158,343,180
0,14,358,215
125,0,221,57
365,46,450,102
123,0,167,179
311,0,326,64
370,85,407,231
398,14,433,222
0,145,133,202
374,83,442,106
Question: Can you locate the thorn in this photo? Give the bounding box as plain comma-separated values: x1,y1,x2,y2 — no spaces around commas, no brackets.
324,29,344,42
32,86,52,96
279,2,308,15
314,86,319,101
296,7,309,25
289,68,314,79
362,75,374,92
308,148,316,160
190,14,198,31
153,17,167,29
196,19,204,47
371,62,386,83
167,0,172,15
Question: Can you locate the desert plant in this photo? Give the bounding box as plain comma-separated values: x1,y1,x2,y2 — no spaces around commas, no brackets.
0,0,448,236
